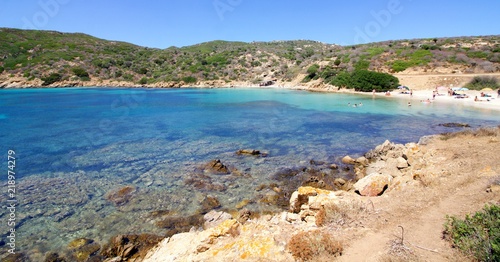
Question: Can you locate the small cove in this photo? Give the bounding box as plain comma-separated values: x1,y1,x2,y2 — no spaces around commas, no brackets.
0,87,499,259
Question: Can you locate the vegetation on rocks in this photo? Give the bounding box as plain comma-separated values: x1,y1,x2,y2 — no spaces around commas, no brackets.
1,28,499,88
443,204,500,261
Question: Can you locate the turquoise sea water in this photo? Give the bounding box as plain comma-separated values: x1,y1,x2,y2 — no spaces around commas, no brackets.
0,87,499,259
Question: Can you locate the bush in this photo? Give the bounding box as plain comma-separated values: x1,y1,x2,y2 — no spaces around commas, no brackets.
443,204,500,261
182,76,197,83
138,77,148,85
72,67,90,79
41,73,62,86
464,76,500,90
0,66,4,74
287,230,343,261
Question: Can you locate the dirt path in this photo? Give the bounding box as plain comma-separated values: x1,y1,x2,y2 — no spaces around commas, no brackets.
339,131,500,261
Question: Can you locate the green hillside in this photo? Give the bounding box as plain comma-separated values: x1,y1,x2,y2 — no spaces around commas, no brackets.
0,28,499,87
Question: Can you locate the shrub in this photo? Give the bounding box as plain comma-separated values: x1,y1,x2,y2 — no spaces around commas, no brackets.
182,76,197,83
287,230,343,261
464,76,500,90
72,67,90,79
41,73,62,86
443,204,500,261
0,66,4,74
138,77,148,85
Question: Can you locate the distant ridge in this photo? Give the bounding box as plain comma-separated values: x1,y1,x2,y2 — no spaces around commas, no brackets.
0,28,499,88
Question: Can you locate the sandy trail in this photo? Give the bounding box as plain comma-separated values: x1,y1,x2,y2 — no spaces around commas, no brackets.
339,132,500,261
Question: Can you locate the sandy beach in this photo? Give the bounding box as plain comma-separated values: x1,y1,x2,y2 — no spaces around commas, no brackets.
376,88,500,111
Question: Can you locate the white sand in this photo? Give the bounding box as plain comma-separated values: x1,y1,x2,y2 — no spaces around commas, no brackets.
372,89,500,111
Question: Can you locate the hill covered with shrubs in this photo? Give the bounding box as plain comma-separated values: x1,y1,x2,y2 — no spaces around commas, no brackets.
0,28,499,89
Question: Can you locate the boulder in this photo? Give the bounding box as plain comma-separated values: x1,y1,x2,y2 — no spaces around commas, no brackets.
353,173,392,196
365,140,394,159
289,186,336,213
341,155,356,165
396,156,409,169
356,156,369,166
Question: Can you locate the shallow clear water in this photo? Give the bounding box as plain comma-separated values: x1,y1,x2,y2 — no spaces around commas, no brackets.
0,87,499,258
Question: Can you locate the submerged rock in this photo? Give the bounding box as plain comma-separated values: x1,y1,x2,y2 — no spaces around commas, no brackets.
44,252,66,262
155,214,205,237
105,186,136,206
236,149,267,157
184,173,228,192
67,238,100,262
204,159,230,174
438,122,471,128
101,234,163,261
199,195,222,214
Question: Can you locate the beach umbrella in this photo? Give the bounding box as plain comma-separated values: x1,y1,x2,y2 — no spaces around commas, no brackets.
481,88,493,91
452,87,469,91
397,85,409,90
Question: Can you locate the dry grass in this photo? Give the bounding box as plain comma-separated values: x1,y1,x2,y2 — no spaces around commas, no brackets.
287,230,343,261
315,200,368,228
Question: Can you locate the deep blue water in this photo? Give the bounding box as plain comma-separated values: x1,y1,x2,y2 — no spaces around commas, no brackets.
0,87,499,259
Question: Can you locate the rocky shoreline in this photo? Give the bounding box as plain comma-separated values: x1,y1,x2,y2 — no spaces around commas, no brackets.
142,128,500,262
140,138,425,262
4,127,500,261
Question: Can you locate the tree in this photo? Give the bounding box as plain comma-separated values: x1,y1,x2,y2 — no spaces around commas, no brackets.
330,70,399,92
349,70,399,92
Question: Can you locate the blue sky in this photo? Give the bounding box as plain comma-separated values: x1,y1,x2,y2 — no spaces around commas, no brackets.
1,0,499,48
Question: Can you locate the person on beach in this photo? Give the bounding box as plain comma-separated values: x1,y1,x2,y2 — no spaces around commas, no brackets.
408,102,412,106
